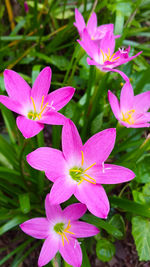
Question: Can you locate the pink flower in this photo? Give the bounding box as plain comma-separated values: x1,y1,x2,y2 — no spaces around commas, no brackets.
74,8,119,42
24,2,29,13
77,29,142,79
108,81,150,128
20,194,99,267
0,67,75,138
27,119,135,218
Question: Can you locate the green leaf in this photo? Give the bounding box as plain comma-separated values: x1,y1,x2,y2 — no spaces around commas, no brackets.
32,65,41,85
81,242,91,267
19,193,31,214
109,214,125,240
82,214,123,239
110,196,150,218
0,215,28,235
96,238,115,262
132,216,150,261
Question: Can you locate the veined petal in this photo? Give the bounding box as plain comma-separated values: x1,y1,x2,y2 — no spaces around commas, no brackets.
63,203,87,221
16,116,44,138
20,218,49,239
75,183,110,218
49,177,76,205
120,82,134,113
62,119,83,162
46,87,75,111
40,111,66,125
108,90,120,120
59,237,82,267
4,69,31,103
83,128,116,165
0,95,23,115
71,221,99,238
31,67,51,103
45,194,62,221
134,91,150,113
27,147,65,181
94,164,135,184
38,236,59,267
87,12,97,35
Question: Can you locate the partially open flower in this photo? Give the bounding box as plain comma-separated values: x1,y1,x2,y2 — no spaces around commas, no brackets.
108,81,150,128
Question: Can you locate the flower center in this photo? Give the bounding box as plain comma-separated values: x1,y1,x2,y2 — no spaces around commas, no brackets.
54,220,75,246
100,48,120,63
27,95,49,120
69,151,96,185
121,109,135,124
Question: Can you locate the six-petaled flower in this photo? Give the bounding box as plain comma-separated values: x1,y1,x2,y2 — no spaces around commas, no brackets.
27,119,135,218
20,194,99,267
0,67,75,138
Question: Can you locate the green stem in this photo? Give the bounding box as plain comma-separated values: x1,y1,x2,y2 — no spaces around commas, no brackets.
37,130,44,147
81,66,96,141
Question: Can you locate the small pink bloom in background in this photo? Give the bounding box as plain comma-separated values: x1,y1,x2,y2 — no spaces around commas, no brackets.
108,82,150,128
20,194,99,267
27,119,135,218
24,1,29,13
77,29,142,79
74,8,119,42
0,67,75,138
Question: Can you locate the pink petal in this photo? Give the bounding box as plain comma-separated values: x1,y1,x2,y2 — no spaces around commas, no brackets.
104,68,130,82
120,82,134,113
4,69,31,103
83,128,116,165
71,221,99,238
49,177,76,204
87,57,100,66
31,67,51,103
62,119,83,162
63,203,87,221
134,91,150,113
98,24,114,35
46,86,75,111
20,218,49,239
27,147,65,182
77,29,99,59
40,111,66,125
108,90,120,120
119,120,150,128
45,194,62,221
0,95,23,115
94,164,135,184
87,12,97,34
74,8,86,36
38,236,59,267
75,183,110,218
100,31,115,56
16,116,44,138
59,237,82,267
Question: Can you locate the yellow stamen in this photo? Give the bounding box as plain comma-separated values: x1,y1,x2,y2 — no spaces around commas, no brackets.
80,176,96,184
78,180,84,185
31,97,36,113
100,49,105,63
81,151,84,166
39,102,49,116
41,95,44,110
84,163,96,172
121,109,135,124
84,173,96,182
100,48,120,63
57,220,75,246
